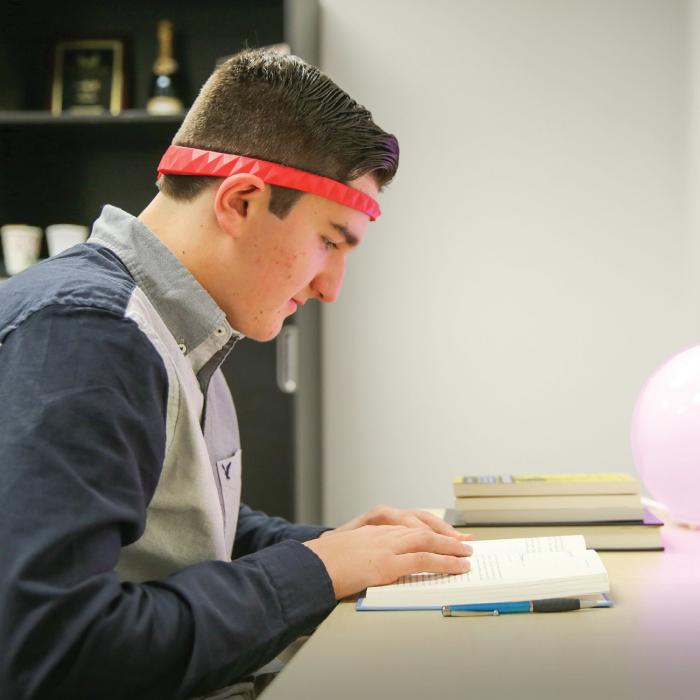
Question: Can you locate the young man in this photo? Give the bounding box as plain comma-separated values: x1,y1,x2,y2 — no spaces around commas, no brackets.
0,50,472,699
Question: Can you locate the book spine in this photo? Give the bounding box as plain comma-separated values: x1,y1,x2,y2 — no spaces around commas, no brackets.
453,479,639,498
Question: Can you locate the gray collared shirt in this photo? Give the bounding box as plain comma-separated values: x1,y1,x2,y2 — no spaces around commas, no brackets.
90,204,242,376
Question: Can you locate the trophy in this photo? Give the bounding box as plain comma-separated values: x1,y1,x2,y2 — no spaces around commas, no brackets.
52,39,126,115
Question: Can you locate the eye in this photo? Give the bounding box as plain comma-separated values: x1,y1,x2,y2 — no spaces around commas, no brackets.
322,236,341,251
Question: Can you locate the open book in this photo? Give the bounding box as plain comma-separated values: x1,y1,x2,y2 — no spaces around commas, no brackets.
359,535,609,610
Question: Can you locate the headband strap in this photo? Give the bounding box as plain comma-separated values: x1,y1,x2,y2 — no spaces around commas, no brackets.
157,145,381,221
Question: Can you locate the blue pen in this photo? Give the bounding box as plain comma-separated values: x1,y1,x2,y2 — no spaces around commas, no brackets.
442,598,599,617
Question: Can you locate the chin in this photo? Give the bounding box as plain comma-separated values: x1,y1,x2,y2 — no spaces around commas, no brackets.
226,310,283,342
248,332,279,343
246,323,284,343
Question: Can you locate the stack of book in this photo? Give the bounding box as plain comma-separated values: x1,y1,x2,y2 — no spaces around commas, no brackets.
446,472,663,551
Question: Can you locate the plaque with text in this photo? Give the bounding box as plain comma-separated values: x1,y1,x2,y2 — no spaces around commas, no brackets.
52,39,125,115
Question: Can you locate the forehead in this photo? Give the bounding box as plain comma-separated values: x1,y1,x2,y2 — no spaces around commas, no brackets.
285,172,379,245
321,173,380,241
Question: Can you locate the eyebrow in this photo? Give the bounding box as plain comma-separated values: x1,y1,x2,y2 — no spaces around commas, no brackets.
330,222,359,248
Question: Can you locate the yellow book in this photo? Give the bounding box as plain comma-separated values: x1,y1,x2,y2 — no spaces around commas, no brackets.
453,472,639,498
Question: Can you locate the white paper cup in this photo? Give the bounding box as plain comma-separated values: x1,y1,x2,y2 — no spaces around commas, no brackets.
46,224,89,257
1,224,43,275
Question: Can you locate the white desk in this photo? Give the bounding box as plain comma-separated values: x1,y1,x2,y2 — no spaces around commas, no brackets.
261,524,700,700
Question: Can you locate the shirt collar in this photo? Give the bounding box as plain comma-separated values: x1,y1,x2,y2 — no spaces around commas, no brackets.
88,205,243,370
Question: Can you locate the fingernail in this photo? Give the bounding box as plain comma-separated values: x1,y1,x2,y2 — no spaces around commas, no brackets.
461,543,473,555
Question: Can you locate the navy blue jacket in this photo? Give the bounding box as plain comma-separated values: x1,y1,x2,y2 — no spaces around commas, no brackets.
0,206,335,699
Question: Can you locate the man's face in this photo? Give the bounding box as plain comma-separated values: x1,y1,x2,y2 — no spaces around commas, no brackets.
222,173,379,341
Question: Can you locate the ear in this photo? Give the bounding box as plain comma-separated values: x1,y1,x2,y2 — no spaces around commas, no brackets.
213,173,266,237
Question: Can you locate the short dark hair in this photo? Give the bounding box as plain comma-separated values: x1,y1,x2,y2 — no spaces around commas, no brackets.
158,49,399,217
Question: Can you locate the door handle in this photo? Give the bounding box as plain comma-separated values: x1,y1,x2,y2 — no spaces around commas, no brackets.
276,324,298,393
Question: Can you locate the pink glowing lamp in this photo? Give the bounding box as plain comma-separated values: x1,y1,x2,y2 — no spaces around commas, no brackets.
631,345,700,527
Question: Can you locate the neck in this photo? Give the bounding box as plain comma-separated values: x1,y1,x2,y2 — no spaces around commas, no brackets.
138,191,219,280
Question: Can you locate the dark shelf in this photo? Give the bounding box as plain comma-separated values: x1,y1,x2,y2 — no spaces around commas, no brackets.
0,110,186,126
0,0,297,520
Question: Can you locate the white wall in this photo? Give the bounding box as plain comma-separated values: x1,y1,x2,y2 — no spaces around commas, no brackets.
320,0,698,525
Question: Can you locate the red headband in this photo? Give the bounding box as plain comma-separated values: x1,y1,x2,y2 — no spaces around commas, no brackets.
157,145,381,221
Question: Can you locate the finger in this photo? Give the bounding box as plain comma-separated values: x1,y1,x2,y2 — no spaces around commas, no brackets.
391,513,434,531
330,513,367,533
365,506,429,530
364,524,412,533
393,528,473,557
394,552,472,578
410,510,469,539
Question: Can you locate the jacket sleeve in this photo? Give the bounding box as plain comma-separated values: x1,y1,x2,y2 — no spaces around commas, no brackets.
233,503,331,558
0,305,336,700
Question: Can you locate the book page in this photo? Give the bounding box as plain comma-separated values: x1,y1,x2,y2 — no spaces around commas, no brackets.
364,547,608,606
393,549,601,592
468,535,586,556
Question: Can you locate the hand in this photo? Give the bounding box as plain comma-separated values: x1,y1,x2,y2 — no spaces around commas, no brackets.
304,525,473,600
320,504,473,542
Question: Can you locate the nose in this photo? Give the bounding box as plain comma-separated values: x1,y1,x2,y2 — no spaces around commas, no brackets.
312,254,346,303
